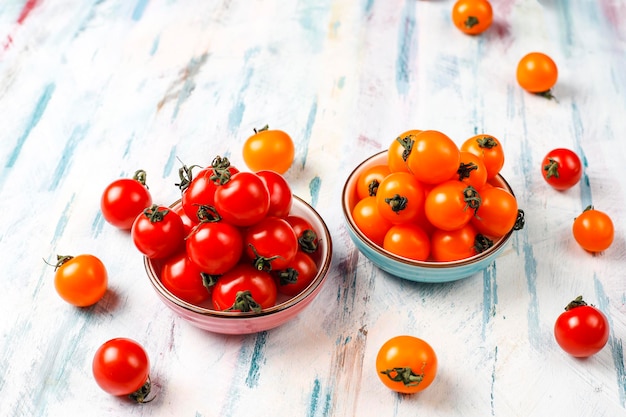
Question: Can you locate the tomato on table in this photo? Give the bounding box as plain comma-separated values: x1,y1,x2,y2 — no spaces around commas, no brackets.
460,134,504,179
452,0,493,35
376,171,425,224
131,204,185,259
541,148,582,190
376,335,437,394
242,125,295,174
406,130,460,185
554,296,609,357
572,205,614,252
212,264,278,312
516,52,558,98
101,169,152,230
92,338,152,403
53,254,108,307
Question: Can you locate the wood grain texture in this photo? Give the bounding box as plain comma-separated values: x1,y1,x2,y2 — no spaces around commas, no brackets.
1,0,625,416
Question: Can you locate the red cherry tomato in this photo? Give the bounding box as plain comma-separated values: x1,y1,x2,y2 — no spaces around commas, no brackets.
273,251,319,297
244,216,299,271
554,296,609,357
541,148,582,190
101,170,152,230
256,170,293,218
131,205,185,259
214,171,270,227
286,215,319,254
186,215,244,275
53,254,108,307
92,338,151,402
211,264,278,312
160,251,212,305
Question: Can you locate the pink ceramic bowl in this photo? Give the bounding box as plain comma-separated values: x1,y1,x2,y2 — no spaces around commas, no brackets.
144,196,333,334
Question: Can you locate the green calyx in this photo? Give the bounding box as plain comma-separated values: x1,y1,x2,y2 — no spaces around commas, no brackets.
380,365,425,387
226,290,262,313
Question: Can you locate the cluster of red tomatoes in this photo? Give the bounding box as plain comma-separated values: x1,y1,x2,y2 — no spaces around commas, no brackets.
352,129,521,263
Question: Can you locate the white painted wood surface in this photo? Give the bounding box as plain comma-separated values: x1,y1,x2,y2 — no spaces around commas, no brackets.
1,0,625,416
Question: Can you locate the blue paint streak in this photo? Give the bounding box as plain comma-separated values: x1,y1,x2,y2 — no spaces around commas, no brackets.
228,49,258,132
309,176,321,208
49,125,89,191
297,0,331,53
245,331,267,388
307,378,322,417
91,211,104,238
395,0,416,96
150,34,160,55
363,0,375,15
49,195,74,248
482,263,497,340
172,53,208,121
594,276,626,406
132,0,150,21
299,98,318,168
570,103,593,209
490,346,498,416
6,83,55,168
163,145,177,178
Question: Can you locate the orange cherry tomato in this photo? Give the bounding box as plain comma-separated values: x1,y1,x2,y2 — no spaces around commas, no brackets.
376,335,438,394
425,180,480,231
430,223,487,262
471,186,518,238
460,134,505,179
406,130,460,184
242,125,295,174
388,130,422,173
356,164,391,200
516,52,558,96
452,0,493,35
352,196,393,246
456,151,488,190
53,254,108,307
376,172,425,224
383,223,430,261
572,206,614,253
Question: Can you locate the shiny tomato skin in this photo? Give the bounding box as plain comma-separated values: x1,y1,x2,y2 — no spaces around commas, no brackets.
211,264,278,311
214,172,270,227
256,170,293,218
242,127,295,174
541,148,582,190
356,164,391,200
471,186,518,238
376,171,425,224
92,338,150,398
406,130,460,184
387,130,421,173
457,151,488,190
383,223,430,261
554,297,609,357
131,205,185,259
430,223,479,262
572,206,614,252
286,215,319,253
273,251,319,297
452,0,493,35
425,180,477,232
460,134,504,179
517,52,558,94
101,173,152,230
244,216,299,271
54,254,108,307
186,221,244,275
160,251,211,305
182,165,239,222
352,196,393,246
376,336,438,394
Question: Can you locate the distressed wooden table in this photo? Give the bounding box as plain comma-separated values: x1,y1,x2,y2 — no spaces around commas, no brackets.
1,1,625,416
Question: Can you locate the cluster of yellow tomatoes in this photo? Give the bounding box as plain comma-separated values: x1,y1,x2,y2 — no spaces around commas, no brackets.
352,129,520,263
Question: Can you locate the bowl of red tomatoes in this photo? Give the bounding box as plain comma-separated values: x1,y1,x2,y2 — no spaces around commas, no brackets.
342,130,524,283
142,158,332,334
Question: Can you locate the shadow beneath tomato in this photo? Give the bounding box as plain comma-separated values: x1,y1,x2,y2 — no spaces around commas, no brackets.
89,288,123,315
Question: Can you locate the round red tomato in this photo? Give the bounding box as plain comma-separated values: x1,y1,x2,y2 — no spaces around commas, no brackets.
92,338,151,402
273,251,319,296
160,251,212,305
376,335,437,394
131,204,185,259
572,206,614,252
286,215,319,253
554,296,609,357
101,170,152,230
214,171,270,227
186,220,243,275
180,158,239,222
244,216,299,271
256,170,293,218
53,254,108,307
242,126,295,174
211,264,278,312
541,148,582,190
425,180,480,231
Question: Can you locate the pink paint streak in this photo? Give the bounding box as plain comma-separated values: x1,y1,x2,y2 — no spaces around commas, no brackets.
3,0,42,51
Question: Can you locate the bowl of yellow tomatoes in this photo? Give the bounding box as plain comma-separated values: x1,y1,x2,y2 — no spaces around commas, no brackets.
342,130,523,283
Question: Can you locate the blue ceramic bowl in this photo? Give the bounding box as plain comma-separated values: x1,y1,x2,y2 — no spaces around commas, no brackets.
341,151,517,283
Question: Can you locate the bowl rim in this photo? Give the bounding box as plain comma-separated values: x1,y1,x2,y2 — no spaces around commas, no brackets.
341,150,515,268
144,195,333,319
